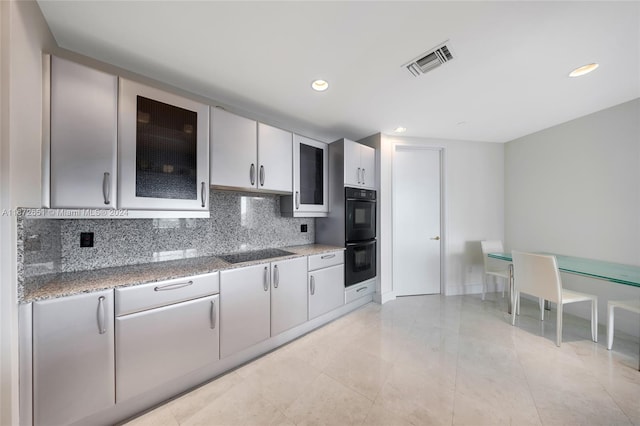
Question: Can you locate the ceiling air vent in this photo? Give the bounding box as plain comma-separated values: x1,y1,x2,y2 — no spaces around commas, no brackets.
404,43,454,77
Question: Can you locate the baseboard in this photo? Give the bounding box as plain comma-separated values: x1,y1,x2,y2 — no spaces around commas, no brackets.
374,291,396,304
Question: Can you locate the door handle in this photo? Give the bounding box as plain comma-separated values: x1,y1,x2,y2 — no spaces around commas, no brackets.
273,265,279,288
430,236,440,240
259,165,265,187
362,168,366,185
263,266,269,291
310,275,315,295
210,299,217,329
295,191,300,210
201,181,206,208
357,167,361,184
102,172,111,205
97,296,107,334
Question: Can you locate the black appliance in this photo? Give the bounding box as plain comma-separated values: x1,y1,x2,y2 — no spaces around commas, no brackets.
344,187,377,287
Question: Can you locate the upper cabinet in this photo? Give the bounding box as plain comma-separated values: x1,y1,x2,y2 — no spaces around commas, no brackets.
48,56,118,209
210,108,292,193
343,139,376,189
281,135,328,217
118,78,209,211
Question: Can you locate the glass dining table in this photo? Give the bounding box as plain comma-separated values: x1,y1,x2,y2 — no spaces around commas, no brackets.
489,252,640,368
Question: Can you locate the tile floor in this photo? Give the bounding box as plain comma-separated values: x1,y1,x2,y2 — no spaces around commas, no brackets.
123,294,640,426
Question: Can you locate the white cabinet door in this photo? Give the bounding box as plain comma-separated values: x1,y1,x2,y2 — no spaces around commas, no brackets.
211,108,258,190
343,140,361,188
308,264,345,320
115,294,219,401
49,56,118,209
220,263,271,358
33,290,115,426
258,123,292,193
360,144,376,189
271,257,307,336
118,78,209,210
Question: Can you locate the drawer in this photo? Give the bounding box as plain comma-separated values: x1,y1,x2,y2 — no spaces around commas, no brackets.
345,279,375,304
115,272,219,316
308,250,344,271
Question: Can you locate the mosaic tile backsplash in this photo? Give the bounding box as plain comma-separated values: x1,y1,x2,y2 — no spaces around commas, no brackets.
20,190,314,275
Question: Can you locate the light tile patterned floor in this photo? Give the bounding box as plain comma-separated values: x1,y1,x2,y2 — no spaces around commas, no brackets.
122,294,640,426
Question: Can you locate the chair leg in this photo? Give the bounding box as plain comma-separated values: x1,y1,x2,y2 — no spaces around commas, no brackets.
539,298,545,321
607,304,615,350
556,304,563,347
482,274,486,301
512,292,518,326
501,277,505,298
592,298,598,343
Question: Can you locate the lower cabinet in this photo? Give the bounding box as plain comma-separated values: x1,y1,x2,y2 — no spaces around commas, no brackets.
115,294,220,401
309,264,345,320
33,290,115,426
220,263,271,358
271,257,308,336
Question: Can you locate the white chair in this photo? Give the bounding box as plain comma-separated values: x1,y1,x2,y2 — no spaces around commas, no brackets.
607,299,640,350
480,240,510,301
511,251,598,347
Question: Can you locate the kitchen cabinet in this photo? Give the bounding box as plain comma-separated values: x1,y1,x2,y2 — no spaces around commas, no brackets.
118,78,210,210
271,257,308,336
281,135,328,217
342,139,376,189
114,272,219,401
220,263,271,358
308,251,345,320
210,108,292,193
48,55,118,209
33,290,115,426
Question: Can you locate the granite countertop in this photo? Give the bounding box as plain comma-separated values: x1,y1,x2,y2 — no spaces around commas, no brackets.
21,244,344,303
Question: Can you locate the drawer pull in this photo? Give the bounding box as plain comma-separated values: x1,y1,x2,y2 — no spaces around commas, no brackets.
321,253,336,260
356,286,367,292
154,280,193,291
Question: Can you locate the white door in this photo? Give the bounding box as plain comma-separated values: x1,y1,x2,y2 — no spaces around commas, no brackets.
257,123,292,193
393,146,441,296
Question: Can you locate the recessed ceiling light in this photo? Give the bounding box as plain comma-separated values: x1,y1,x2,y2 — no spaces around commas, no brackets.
311,80,329,92
393,126,407,133
569,63,599,78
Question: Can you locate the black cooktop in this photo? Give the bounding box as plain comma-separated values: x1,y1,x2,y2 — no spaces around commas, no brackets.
218,248,294,264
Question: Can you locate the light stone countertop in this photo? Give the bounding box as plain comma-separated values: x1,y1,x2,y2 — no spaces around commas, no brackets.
21,244,344,303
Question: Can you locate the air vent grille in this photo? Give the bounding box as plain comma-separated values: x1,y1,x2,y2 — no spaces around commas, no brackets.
404,43,454,77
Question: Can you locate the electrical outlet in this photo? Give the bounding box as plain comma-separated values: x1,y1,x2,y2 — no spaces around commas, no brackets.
301,224,308,233
80,232,94,248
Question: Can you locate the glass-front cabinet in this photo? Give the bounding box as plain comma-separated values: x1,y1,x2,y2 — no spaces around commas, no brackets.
118,78,209,210
281,134,328,217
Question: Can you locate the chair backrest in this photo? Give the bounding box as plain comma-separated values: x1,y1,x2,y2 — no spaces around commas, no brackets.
481,240,505,273
512,251,562,303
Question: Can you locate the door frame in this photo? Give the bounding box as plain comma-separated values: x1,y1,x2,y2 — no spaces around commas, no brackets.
391,144,445,296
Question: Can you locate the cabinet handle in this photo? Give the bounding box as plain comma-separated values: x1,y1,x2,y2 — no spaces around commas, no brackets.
273,264,279,288
357,167,361,184
263,266,269,291
321,253,336,260
102,172,111,205
295,191,300,210
250,163,256,186
259,165,265,187
310,275,315,295
356,286,367,293
210,299,217,329
97,296,106,334
154,280,193,291
201,182,206,208
362,168,366,185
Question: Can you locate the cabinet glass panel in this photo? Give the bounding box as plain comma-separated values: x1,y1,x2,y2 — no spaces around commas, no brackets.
299,143,324,205
136,96,197,199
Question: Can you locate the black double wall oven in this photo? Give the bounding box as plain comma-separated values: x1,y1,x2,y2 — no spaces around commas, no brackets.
345,187,377,287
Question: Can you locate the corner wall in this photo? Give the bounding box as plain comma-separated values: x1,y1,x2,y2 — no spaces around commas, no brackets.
375,134,504,299
505,98,640,336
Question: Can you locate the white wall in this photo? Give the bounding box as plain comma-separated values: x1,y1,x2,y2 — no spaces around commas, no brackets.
375,134,504,300
505,98,640,336
0,1,57,424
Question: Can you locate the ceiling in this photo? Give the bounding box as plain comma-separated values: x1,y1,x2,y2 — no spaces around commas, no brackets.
37,1,640,143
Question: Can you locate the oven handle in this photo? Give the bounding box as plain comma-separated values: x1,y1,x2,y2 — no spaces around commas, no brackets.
346,240,376,248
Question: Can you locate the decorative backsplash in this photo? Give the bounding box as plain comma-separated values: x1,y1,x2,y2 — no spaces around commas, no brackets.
19,190,315,276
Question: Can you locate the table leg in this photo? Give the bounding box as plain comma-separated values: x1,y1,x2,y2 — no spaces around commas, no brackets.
508,263,514,315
